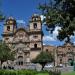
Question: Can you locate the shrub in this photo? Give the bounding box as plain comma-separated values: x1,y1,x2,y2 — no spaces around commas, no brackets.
49,70,61,75
0,70,37,75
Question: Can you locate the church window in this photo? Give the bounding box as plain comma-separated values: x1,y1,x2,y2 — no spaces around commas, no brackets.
33,35,38,38
33,23,37,29
46,49,48,52
68,48,70,50
7,26,10,31
33,18,37,21
60,59,62,63
5,38,9,40
34,44,37,48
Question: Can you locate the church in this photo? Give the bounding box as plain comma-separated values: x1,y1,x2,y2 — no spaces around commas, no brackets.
2,14,43,67
2,14,75,69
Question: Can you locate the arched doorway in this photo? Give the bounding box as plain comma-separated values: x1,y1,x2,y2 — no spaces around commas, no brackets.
68,58,73,66
17,56,23,66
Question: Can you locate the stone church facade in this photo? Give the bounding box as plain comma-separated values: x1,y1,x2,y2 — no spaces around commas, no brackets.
2,14,75,68
2,14,43,67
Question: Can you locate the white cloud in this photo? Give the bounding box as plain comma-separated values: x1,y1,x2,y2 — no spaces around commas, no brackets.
40,15,46,27
73,41,75,44
40,15,46,21
43,43,46,45
43,35,55,41
52,26,61,40
16,20,26,24
73,40,75,45
70,35,75,44
43,26,61,43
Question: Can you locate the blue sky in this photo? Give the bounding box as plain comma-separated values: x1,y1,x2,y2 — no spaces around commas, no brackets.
0,0,44,36
0,0,75,46
2,0,44,22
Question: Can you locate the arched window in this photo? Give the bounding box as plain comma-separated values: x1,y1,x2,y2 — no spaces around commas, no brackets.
34,44,37,48
33,23,37,29
33,18,38,21
60,58,62,64
7,26,10,31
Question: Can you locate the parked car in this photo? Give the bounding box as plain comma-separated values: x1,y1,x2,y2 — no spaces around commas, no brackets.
43,63,53,71
44,64,53,68
56,64,63,67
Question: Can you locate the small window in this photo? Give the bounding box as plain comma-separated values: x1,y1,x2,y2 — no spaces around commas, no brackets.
33,35,38,38
34,18,36,21
7,26,10,31
34,44,37,48
5,38,9,40
46,49,48,52
60,59,62,63
34,23,37,29
68,48,70,50
33,18,37,21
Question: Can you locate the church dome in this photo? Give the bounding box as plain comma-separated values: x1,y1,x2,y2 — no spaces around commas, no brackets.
4,16,16,25
29,14,41,22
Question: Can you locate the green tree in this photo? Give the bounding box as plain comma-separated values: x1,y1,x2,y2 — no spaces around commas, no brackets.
32,51,54,70
0,42,15,66
38,0,75,42
0,13,5,21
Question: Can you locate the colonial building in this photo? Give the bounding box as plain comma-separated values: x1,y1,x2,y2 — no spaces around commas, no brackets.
56,42,75,66
2,14,43,67
2,14,75,68
43,42,75,67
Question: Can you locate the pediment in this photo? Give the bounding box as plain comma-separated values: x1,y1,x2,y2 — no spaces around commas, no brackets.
13,28,29,42
14,28,28,35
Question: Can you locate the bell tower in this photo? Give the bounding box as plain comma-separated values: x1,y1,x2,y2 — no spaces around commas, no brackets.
29,14,43,59
2,17,17,43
